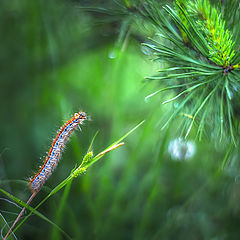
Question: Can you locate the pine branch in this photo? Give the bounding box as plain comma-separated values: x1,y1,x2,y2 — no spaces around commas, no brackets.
142,0,240,143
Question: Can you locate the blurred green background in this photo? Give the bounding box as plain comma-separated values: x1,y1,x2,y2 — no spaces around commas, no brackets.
1,0,240,239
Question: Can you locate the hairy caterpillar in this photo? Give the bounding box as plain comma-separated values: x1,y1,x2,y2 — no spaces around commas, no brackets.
3,111,87,240
29,111,87,192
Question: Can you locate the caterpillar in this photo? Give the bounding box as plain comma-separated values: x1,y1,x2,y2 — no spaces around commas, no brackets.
29,111,87,192
3,111,87,240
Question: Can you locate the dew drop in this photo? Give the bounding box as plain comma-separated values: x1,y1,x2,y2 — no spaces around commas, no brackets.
108,50,116,59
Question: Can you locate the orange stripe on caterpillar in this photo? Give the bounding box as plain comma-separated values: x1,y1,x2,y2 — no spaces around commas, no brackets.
30,111,87,192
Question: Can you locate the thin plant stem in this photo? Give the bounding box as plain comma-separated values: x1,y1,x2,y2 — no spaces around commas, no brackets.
3,191,38,240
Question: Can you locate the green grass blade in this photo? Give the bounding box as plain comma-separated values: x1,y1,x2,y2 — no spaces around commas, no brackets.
0,188,71,240
84,120,145,168
8,120,145,238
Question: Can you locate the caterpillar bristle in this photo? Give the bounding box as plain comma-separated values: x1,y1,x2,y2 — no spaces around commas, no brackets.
28,176,33,182
29,111,87,192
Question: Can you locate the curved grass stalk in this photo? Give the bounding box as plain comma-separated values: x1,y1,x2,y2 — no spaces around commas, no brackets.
145,71,217,81
157,66,219,73
196,100,210,140
0,189,70,240
161,91,195,130
145,79,208,101
226,96,236,146
162,78,215,104
220,85,225,141
185,81,220,137
2,121,144,239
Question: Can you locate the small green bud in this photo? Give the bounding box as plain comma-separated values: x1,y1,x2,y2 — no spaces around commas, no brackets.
81,151,94,166
71,167,87,178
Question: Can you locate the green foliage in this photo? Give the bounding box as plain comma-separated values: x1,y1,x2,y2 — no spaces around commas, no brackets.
0,189,71,240
142,0,240,143
179,0,236,67
1,0,240,240
1,122,143,239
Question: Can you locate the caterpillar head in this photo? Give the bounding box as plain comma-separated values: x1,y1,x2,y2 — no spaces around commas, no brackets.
74,111,87,123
